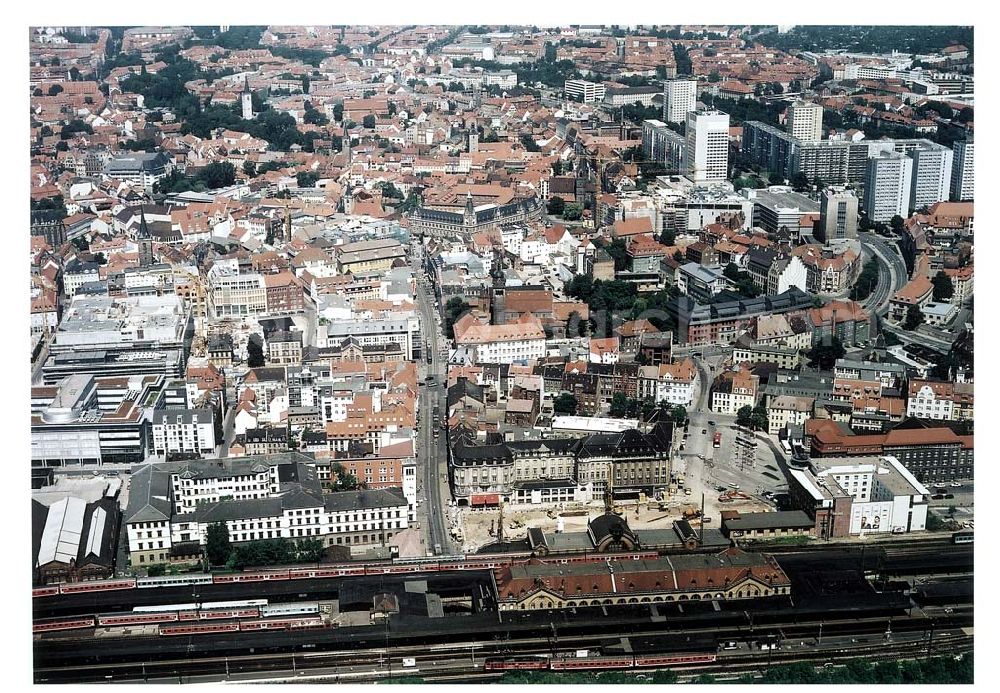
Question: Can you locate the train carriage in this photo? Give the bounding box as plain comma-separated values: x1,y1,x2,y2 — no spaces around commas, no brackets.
550,655,635,671
633,653,717,667
98,612,179,627
33,617,96,633
57,579,135,594
483,656,550,671
159,622,240,636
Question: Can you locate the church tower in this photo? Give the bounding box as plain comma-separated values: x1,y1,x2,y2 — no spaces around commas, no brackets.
137,207,153,268
241,76,253,121
468,121,479,153
463,189,477,231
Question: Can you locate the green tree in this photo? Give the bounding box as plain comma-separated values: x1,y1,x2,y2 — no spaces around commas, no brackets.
362,114,376,128
768,171,785,185
749,404,769,431
295,538,325,562
790,172,811,191
890,214,906,233
806,337,846,369
242,160,256,177
197,161,236,188
247,334,265,367
546,196,566,215
565,310,586,338
850,258,880,301
205,522,232,567
903,303,924,330
931,271,954,302
444,297,470,339
736,405,753,428
562,203,583,221
609,393,629,418
670,405,688,426
329,462,360,491
332,103,344,122
146,563,167,577
296,171,320,188
553,392,578,415
659,228,676,246
303,104,329,125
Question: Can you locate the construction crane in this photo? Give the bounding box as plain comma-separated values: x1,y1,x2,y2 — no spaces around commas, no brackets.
175,268,209,356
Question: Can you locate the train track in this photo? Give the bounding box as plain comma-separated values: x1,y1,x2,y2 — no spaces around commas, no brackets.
34,606,973,683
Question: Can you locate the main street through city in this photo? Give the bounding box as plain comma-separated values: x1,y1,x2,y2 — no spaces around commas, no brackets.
859,231,908,317
412,241,452,556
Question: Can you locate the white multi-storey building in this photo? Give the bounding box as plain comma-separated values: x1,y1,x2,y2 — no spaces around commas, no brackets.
907,143,953,211
564,79,605,103
453,314,547,364
124,454,410,566
209,273,267,318
663,79,697,123
864,152,913,222
950,138,974,201
786,101,824,143
638,361,697,407
684,110,730,182
151,408,217,459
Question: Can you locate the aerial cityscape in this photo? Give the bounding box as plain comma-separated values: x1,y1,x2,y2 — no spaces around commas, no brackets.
29,23,974,684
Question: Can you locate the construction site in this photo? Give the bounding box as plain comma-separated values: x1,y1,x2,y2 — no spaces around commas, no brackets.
450,420,788,554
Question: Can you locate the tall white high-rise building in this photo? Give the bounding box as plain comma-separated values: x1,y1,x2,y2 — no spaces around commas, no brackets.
864,152,913,222
786,101,824,143
684,110,730,182
907,143,953,211
950,138,974,201
663,79,698,123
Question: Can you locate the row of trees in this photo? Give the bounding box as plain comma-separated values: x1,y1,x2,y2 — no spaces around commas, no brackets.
736,404,769,431
205,522,329,569
850,258,881,302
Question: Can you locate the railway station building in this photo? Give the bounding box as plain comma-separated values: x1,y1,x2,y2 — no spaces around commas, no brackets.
493,548,791,611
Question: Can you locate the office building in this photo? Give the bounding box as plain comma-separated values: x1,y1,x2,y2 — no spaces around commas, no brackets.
818,187,859,243
786,101,824,143
564,79,605,104
684,110,730,182
31,374,167,467
124,454,410,566
663,79,697,123
950,138,974,201
864,152,913,222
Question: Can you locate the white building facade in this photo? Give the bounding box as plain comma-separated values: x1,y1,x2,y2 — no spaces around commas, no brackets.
684,110,730,182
